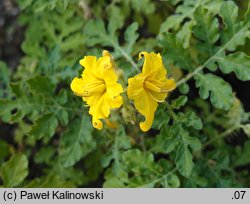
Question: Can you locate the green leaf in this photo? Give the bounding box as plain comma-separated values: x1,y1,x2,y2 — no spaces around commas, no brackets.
219,1,250,51
150,125,179,154
0,154,28,187
26,173,74,188
175,142,193,177
107,6,124,38
158,1,198,36
0,140,10,161
215,52,250,81
122,149,154,174
177,21,193,49
152,104,170,130
29,113,58,139
18,7,84,78
101,126,131,168
161,172,180,188
171,95,188,110
219,1,238,45
34,147,55,164
193,6,219,56
27,76,56,96
17,0,33,10
235,141,250,166
195,73,234,110
243,124,250,137
0,61,11,99
124,22,139,56
83,20,107,47
18,0,69,12
178,83,190,94
124,0,155,14
103,177,125,188
103,164,129,188
160,33,193,71
59,116,95,167
0,82,35,123
177,111,203,130
245,1,250,21
84,19,139,70
158,0,222,38
174,125,201,177
0,76,71,133
104,149,178,187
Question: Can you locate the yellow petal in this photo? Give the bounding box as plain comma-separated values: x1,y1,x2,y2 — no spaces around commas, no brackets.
160,78,176,92
89,93,108,119
79,56,97,70
96,56,113,77
106,82,123,99
92,118,103,130
127,74,145,98
84,94,101,108
70,77,86,97
147,90,167,102
139,52,166,77
127,76,157,131
108,95,123,109
134,89,158,132
104,69,118,83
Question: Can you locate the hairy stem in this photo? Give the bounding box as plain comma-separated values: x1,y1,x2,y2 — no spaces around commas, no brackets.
202,124,243,149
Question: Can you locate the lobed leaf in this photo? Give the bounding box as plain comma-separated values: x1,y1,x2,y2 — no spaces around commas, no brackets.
59,116,95,167
29,113,58,139
101,126,131,168
0,154,28,187
215,52,250,81
193,6,219,56
195,73,234,110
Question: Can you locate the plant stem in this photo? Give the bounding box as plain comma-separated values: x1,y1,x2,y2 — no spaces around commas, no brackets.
176,22,250,87
165,101,178,121
176,64,204,87
202,125,242,149
101,34,140,72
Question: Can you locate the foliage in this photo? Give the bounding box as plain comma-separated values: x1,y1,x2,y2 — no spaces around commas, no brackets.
0,0,250,187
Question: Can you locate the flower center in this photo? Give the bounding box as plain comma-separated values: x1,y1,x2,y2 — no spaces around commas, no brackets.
143,78,170,93
143,79,161,92
143,78,168,102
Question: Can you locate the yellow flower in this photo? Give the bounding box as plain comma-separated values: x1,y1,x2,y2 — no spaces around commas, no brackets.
70,51,123,130
127,52,176,132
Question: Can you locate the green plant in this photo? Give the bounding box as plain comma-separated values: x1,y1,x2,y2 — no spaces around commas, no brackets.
0,0,250,187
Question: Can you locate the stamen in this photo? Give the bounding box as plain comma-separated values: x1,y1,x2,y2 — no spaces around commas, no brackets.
147,90,165,103
160,87,175,93
144,80,161,92
81,81,106,97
